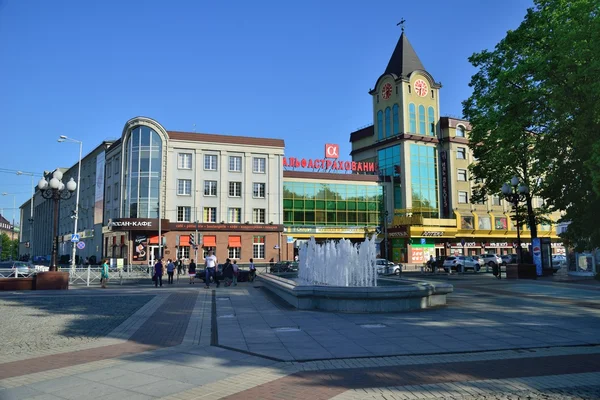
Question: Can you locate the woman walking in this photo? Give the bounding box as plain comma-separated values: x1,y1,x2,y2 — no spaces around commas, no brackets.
100,259,109,288
188,259,197,284
154,258,163,287
167,259,175,284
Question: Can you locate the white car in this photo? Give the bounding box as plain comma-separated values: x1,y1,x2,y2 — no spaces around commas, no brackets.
375,259,401,275
480,254,503,268
551,255,566,272
443,256,480,273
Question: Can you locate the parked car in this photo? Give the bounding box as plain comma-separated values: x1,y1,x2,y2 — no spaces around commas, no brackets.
500,254,518,266
0,261,33,277
376,259,401,275
480,254,502,268
471,255,485,268
442,256,480,273
551,255,566,272
269,261,298,273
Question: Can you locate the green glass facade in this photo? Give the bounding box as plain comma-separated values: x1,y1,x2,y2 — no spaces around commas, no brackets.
283,181,382,226
410,144,439,217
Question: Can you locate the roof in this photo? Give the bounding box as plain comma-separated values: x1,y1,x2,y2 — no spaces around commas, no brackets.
167,131,285,148
349,125,374,143
383,33,426,79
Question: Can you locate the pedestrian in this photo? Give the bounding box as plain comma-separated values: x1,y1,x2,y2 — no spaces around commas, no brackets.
176,258,183,275
167,259,175,284
223,259,233,286
100,259,109,288
154,258,163,287
232,260,239,286
249,258,256,282
188,259,196,284
205,250,219,289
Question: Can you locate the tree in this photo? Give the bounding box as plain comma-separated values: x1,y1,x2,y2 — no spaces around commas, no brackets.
463,0,600,247
1,233,18,260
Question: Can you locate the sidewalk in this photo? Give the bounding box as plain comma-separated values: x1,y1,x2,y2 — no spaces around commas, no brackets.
0,276,599,399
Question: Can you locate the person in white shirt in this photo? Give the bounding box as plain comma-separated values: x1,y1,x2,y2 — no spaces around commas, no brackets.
204,250,219,289
232,260,239,286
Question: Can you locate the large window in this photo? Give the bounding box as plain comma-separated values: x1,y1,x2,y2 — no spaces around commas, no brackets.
377,145,400,177
478,216,491,230
229,182,242,197
253,236,265,259
492,195,501,206
178,153,192,169
418,105,426,134
253,182,266,198
203,207,217,223
229,156,242,172
177,206,191,222
283,182,382,226
457,169,467,181
409,144,438,217
457,126,466,137
409,103,416,133
457,147,466,159
204,154,218,170
229,247,241,259
253,208,265,223
377,110,384,140
384,107,391,138
428,107,435,136
392,104,399,135
458,191,468,203
177,179,192,196
228,208,241,223
179,246,190,259
253,157,266,173
204,180,217,196
123,126,162,218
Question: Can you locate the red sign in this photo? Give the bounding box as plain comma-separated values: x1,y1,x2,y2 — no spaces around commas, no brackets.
283,157,376,172
325,144,339,159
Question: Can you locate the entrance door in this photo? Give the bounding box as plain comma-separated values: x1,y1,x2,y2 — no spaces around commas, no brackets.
148,246,161,265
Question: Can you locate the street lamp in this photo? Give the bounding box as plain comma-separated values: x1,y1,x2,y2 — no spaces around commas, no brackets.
38,170,77,271
2,192,16,259
16,171,35,258
501,176,529,264
58,135,83,271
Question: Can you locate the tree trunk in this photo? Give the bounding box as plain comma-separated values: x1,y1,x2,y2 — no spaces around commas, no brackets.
525,193,538,239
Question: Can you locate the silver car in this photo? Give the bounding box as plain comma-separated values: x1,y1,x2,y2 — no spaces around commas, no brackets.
442,256,480,273
0,261,33,277
375,259,401,275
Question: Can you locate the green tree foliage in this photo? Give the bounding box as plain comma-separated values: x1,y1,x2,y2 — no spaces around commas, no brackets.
463,0,600,247
0,233,18,260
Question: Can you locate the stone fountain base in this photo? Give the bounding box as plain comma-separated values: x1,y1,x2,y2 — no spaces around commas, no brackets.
257,274,453,313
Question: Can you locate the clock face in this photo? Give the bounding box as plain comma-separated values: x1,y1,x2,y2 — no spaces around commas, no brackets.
414,79,428,97
381,83,393,100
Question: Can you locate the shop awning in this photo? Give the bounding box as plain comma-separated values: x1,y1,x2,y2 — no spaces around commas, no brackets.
180,235,191,246
203,235,216,247
148,236,160,245
228,236,241,247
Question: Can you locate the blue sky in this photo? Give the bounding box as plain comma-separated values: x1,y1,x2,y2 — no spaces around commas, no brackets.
0,0,533,225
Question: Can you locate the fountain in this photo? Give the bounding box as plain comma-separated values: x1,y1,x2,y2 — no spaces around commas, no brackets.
257,236,453,313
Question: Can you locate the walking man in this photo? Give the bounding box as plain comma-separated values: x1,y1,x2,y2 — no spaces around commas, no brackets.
204,250,219,289
166,259,175,284
154,258,164,287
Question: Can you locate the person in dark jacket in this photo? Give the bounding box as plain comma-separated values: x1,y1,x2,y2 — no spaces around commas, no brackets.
188,260,197,284
154,259,163,287
222,258,233,286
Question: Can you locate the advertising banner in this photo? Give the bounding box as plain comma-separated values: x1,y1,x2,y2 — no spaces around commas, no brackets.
532,237,542,276
133,235,148,262
94,151,105,224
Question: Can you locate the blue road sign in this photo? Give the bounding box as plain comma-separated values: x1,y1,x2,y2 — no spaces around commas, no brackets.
71,234,80,243
76,241,85,250
420,238,426,245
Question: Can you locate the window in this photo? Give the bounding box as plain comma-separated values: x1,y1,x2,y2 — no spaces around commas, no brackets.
204,180,217,196
113,157,120,175
106,162,112,177
179,246,190,259
253,236,265,259
457,169,467,181
428,107,435,136
178,179,192,195
458,191,468,203
384,107,391,138
377,110,384,140
229,156,242,172
229,247,241,259
492,195,501,206
457,126,466,137
461,216,474,229
457,147,466,159
203,207,217,223
478,216,491,230
106,186,111,204
253,208,266,224
204,154,218,170
177,206,191,222
253,182,266,198
178,153,192,169
418,105,426,134
409,103,416,133
228,207,241,223
114,183,118,200
392,104,399,134
229,182,241,197
495,217,507,230
253,157,266,173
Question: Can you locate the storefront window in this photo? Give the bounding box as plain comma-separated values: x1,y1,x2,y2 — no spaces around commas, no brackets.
410,144,438,217
495,217,507,230
478,216,491,230
461,216,474,229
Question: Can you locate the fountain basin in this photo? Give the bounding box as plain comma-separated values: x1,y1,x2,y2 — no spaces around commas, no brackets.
258,274,453,313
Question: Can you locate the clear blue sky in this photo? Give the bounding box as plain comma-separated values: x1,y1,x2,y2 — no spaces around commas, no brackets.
0,0,533,225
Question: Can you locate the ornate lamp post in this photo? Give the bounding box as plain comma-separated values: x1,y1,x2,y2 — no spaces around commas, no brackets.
501,176,529,264
38,170,77,271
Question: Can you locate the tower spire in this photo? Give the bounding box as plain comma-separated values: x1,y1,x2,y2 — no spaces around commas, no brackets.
397,18,406,33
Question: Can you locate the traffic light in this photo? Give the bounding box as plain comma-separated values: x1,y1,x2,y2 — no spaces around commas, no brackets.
189,233,195,246
394,165,401,175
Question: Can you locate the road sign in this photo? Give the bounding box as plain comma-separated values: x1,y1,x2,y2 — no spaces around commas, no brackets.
70,234,80,243
420,238,426,245
76,241,85,250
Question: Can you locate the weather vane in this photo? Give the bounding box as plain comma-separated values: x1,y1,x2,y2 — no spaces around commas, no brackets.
397,18,406,32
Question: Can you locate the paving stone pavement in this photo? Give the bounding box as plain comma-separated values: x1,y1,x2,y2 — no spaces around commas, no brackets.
0,274,598,399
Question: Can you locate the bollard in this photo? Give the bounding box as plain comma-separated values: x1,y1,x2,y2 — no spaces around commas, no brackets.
86,265,90,286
